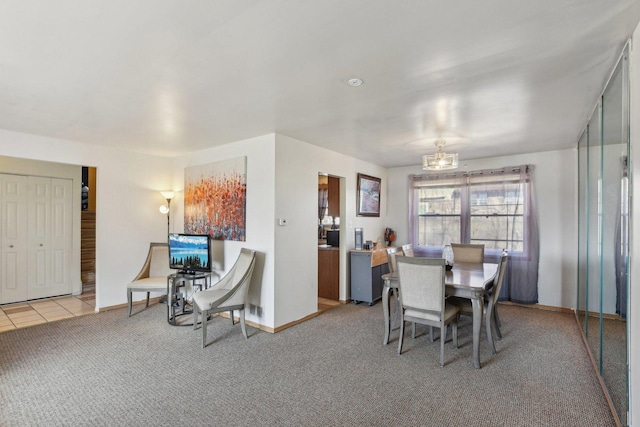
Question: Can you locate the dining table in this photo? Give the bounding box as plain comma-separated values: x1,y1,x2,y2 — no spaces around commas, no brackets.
382,261,498,369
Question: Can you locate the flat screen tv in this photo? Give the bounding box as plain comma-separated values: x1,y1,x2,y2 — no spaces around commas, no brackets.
168,233,211,274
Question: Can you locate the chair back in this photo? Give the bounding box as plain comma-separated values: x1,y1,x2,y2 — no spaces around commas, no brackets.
451,243,485,263
133,242,173,280
220,249,257,306
396,256,445,319
489,252,508,305
401,244,414,257
386,246,402,273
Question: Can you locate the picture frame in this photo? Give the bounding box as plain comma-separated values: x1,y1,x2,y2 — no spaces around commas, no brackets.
356,173,381,217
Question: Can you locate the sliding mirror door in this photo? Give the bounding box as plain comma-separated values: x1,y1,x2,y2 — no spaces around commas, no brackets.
577,46,629,426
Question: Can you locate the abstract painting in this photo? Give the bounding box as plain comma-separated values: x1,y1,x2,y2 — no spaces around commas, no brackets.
184,156,246,241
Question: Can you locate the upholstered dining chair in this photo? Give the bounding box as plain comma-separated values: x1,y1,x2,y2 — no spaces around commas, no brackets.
451,243,485,263
386,246,403,273
450,252,508,354
127,242,173,317
396,256,460,366
193,248,256,348
401,243,414,257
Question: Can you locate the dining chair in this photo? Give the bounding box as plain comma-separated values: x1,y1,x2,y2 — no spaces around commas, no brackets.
450,252,508,354
126,242,173,317
396,256,460,367
401,243,414,257
192,248,257,348
386,246,403,273
451,243,485,263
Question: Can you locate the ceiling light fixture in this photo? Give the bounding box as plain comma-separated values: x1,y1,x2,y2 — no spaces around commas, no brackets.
347,78,363,87
422,139,459,171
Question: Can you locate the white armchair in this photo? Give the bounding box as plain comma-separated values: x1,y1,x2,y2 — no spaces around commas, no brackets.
193,248,257,348
126,243,173,317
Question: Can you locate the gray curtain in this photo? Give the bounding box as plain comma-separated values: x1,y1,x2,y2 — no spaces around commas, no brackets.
498,166,539,304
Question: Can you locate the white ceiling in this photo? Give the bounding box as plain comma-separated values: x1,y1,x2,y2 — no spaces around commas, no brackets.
1,1,639,168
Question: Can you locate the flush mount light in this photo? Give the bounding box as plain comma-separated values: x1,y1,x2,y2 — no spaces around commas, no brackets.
347,78,363,87
422,139,459,171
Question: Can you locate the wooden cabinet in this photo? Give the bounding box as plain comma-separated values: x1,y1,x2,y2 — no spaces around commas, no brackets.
327,176,340,218
350,248,389,305
318,248,339,300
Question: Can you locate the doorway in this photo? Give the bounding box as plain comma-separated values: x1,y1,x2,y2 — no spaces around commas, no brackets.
81,167,96,294
317,173,342,311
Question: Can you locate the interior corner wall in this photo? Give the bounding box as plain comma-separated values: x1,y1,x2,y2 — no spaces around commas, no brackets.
273,134,387,328
0,129,174,310
171,134,277,329
386,149,578,309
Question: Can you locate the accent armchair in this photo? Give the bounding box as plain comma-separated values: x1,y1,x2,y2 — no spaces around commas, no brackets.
193,248,257,348
127,243,173,317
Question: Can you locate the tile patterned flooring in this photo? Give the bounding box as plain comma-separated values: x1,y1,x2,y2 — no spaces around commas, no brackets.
0,292,96,333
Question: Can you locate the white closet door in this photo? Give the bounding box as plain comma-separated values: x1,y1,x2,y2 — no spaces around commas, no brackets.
27,176,51,299
0,174,28,304
49,178,72,296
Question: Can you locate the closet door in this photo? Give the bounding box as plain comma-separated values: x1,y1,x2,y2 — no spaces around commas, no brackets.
27,177,73,299
0,174,28,304
27,176,51,299
49,178,73,296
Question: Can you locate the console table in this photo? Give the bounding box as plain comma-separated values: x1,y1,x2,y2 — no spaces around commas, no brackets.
166,272,212,326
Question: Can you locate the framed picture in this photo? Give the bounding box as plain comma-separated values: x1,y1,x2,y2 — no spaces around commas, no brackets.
356,173,381,217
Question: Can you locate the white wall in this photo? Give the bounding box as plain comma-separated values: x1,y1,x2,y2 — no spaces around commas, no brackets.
628,22,639,427
274,134,387,326
386,148,578,309
0,129,173,309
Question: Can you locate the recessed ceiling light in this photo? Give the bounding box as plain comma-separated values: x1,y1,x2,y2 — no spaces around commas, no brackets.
347,78,363,87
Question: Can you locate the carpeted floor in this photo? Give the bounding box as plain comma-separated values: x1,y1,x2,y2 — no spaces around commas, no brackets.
0,301,616,426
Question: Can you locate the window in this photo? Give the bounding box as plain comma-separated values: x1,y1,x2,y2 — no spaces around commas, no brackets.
410,166,533,256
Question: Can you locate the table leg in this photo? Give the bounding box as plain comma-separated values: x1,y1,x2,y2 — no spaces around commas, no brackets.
382,282,392,345
471,296,483,369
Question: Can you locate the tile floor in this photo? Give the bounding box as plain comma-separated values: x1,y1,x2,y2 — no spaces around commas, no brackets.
0,293,337,333
0,292,96,333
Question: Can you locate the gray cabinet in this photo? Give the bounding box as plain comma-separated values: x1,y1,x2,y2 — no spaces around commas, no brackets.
350,249,389,305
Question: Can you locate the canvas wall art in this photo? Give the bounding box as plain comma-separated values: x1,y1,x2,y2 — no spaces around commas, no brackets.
184,156,247,241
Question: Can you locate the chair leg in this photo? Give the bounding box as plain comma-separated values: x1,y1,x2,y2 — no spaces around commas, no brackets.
439,324,445,367
429,326,434,342
127,291,133,317
202,309,208,348
452,317,458,349
145,292,150,308
485,302,497,355
494,305,503,340
397,315,405,355
230,310,236,325
239,307,248,339
412,322,416,339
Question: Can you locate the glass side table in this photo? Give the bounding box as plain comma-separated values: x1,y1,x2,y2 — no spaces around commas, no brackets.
166,272,212,326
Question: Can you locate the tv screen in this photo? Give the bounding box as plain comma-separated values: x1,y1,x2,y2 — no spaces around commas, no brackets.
168,233,211,273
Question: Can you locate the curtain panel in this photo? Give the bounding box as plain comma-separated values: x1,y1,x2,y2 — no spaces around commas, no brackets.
408,165,539,304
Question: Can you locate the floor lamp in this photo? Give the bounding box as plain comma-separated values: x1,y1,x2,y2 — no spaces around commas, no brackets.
159,191,175,236
159,191,175,305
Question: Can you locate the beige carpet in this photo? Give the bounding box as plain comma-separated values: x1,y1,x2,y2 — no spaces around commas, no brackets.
0,301,616,426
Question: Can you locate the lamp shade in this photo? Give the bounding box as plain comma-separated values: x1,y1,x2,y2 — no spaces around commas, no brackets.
160,191,175,200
